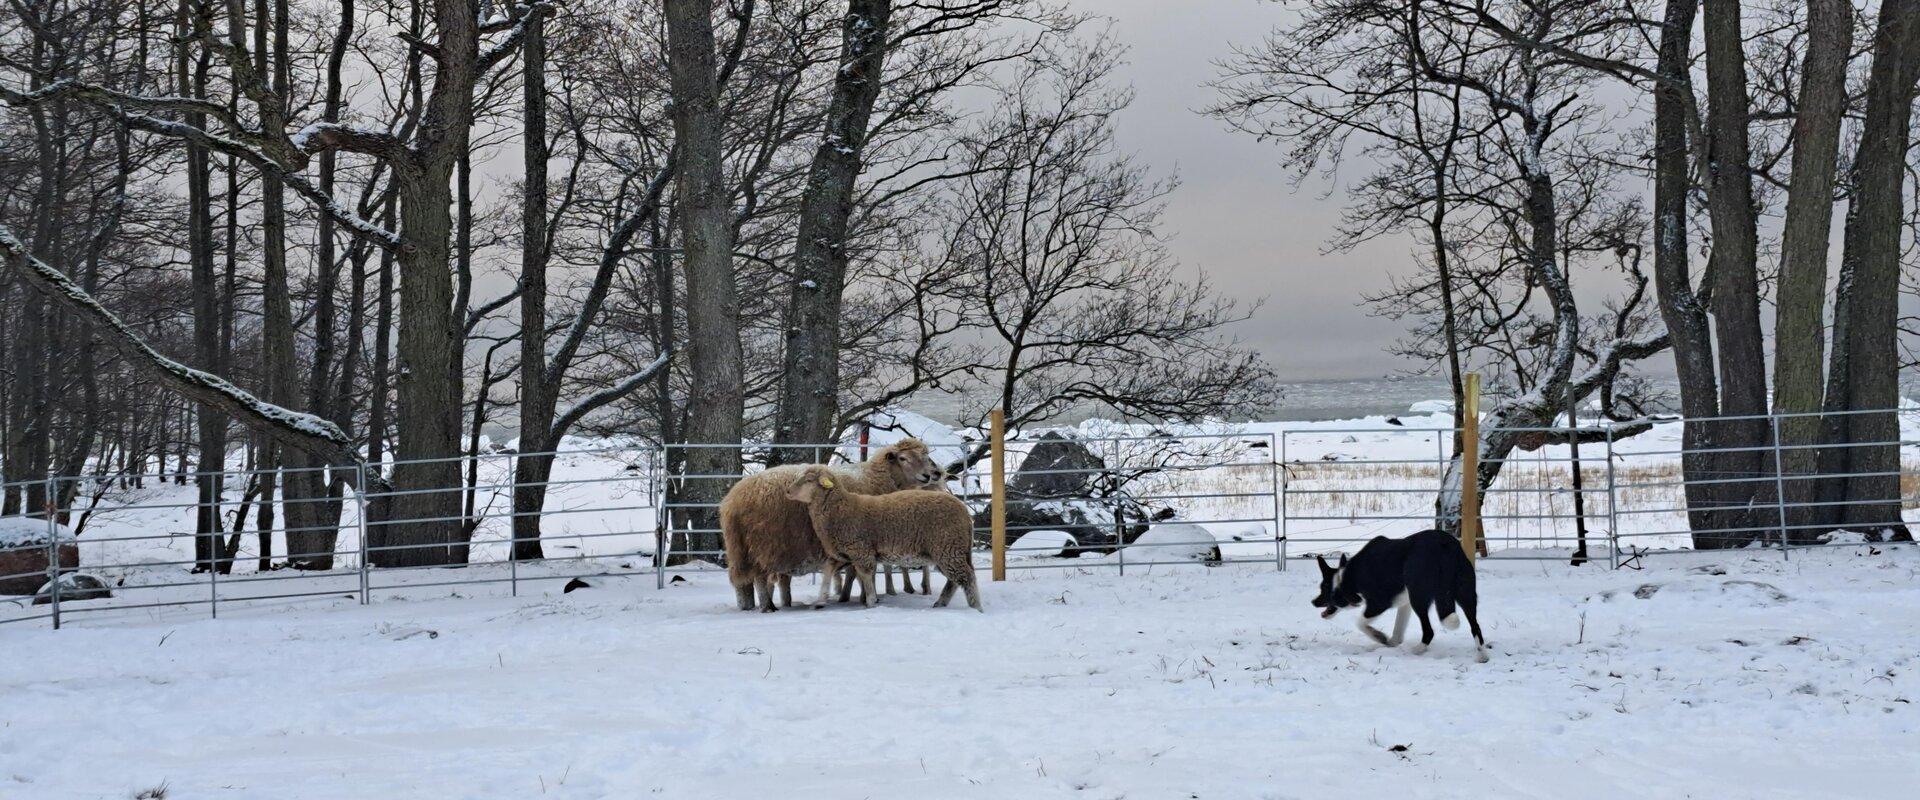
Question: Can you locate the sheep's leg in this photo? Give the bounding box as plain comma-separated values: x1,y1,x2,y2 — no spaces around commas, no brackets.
883,566,898,596
852,557,880,608
836,564,855,604
934,578,958,608
960,571,983,612
754,573,778,613
729,570,757,611
778,575,793,608
919,566,932,595
813,561,841,609
898,566,916,594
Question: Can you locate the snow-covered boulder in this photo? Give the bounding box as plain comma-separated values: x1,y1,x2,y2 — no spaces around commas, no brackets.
971,432,1145,550
1008,529,1077,559
1118,522,1221,565
0,517,79,596
33,572,111,605
1409,399,1454,414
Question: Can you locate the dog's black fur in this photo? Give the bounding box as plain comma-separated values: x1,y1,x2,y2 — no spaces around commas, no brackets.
1311,530,1487,661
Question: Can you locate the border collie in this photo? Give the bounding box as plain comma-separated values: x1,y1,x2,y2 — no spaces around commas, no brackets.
1311,530,1488,662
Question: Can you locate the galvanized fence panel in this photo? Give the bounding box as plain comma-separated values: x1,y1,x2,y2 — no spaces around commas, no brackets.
0,444,659,628
960,430,1283,573
7,407,1917,628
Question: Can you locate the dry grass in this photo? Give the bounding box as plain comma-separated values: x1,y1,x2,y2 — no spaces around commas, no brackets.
1122,453,1920,550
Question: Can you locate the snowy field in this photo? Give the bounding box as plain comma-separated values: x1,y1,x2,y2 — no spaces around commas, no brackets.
4,545,1917,799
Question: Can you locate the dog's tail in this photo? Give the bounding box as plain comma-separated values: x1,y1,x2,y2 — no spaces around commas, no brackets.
1436,544,1467,629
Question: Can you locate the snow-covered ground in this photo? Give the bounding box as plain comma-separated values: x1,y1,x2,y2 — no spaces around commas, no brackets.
3,545,1917,798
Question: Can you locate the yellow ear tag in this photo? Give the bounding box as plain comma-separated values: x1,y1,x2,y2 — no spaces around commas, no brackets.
818,475,835,489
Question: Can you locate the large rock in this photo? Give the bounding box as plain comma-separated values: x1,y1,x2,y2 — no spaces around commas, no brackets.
1010,432,1106,499
34,572,112,604
973,433,1151,553
0,517,78,596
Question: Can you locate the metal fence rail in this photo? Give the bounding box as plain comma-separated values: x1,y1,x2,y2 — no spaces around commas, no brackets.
4,406,1917,629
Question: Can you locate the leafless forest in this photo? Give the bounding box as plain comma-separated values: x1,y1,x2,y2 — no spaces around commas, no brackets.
3,0,1919,569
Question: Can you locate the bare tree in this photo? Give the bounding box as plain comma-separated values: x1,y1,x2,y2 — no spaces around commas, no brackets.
1770,0,1853,539
1820,0,1920,542
940,38,1272,430
663,0,748,561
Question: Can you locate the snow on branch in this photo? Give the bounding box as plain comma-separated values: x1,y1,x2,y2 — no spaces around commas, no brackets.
292,122,412,164
1,83,405,253
0,224,381,492
479,2,557,72
549,351,674,441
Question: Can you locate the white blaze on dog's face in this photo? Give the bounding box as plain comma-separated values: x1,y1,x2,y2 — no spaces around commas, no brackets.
1310,553,1360,618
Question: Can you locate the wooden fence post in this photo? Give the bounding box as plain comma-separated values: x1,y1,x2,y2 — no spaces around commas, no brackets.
991,408,1008,581
1460,373,1482,562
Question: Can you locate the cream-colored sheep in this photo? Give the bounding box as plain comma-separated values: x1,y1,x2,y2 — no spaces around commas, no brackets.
786,465,982,611
718,439,940,612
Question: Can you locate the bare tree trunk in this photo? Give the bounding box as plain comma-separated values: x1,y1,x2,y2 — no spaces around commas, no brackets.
1649,0,1725,547
1773,0,1852,543
1829,0,1920,542
513,5,553,562
364,196,396,535
181,0,224,570
772,0,895,462
283,0,356,569
1700,0,1772,548
373,0,483,568
664,0,746,563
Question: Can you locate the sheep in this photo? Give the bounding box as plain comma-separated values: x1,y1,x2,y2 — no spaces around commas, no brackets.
785,465,982,612
718,438,940,612
838,476,947,602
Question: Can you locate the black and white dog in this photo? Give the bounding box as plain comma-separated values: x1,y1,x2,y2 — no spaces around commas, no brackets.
1311,530,1488,662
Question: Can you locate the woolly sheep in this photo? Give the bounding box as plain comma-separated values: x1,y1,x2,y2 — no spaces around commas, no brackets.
717,438,940,612
786,465,982,611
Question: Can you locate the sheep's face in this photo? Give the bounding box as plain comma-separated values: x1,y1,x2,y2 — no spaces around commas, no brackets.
883,441,943,489
786,468,835,503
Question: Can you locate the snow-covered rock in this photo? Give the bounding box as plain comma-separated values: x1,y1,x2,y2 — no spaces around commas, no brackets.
0,517,79,596
1117,522,1220,564
1409,398,1454,414
0,516,75,549
1008,529,1077,559
34,572,112,604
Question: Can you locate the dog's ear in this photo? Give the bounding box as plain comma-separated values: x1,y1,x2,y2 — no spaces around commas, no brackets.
1336,553,1348,568
1315,555,1331,576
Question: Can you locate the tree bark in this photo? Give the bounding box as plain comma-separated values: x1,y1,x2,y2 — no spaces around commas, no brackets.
1700,0,1772,548
1650,0,1724,547
513,6,553,562
1772,0,1852,542
182,2,225,569
772,0,895,463
664,0,747,563
1828,0,1920,542
373,0,484,568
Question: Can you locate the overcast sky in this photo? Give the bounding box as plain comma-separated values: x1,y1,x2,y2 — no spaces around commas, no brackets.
1070,0,1421,380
